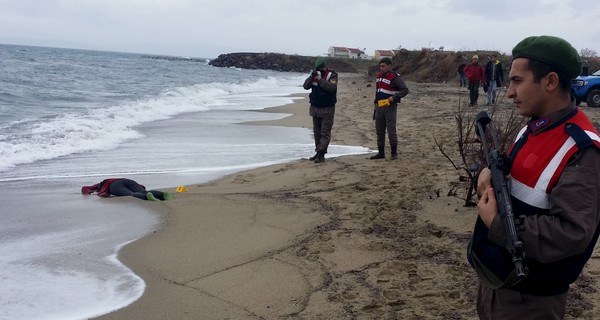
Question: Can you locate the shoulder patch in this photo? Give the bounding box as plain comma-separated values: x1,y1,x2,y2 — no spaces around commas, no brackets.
530,117,550,133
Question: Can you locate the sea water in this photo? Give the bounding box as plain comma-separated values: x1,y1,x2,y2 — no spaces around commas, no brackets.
0,44,368,319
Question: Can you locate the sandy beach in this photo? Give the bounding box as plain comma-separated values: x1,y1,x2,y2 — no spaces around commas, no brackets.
97,73,600,319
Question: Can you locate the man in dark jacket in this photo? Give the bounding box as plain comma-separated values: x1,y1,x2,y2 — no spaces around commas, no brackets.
458,62,467,87
485,54,504,105
470,35,600,319
303,57,338,163
370,57,409,160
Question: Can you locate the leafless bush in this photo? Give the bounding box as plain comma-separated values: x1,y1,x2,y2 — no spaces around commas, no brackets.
434,90,525,207
580,48,598,58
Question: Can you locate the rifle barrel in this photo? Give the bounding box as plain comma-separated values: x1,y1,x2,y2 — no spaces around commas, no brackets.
476,111,527,281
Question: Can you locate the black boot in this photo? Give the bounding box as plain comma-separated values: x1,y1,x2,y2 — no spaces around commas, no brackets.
370,146,385,160
314,151,325,163
308,153,318,161
391,145,398,160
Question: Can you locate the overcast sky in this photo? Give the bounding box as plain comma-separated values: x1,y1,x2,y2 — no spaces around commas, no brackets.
1,0,599,58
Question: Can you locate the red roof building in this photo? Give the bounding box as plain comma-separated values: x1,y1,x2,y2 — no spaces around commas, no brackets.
328,46,366,59
374,50,397,60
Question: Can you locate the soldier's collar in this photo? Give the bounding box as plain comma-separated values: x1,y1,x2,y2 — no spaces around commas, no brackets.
528,103,577,134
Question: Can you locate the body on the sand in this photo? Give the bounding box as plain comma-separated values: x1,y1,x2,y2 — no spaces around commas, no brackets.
303,57,338,163
82,178,173,201
370,57,409,160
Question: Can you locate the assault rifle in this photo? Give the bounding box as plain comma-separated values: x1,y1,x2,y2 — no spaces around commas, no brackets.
475,111,527,281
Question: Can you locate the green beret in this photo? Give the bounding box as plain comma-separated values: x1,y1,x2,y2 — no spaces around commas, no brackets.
379,57,393,65
314,57,326,69
512,35,581,79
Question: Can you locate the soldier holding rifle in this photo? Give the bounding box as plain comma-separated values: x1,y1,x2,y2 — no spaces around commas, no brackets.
468,36,600,319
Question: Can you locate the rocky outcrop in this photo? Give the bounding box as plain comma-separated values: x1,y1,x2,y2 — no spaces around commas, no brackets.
208,52,362,73
151,50,600,83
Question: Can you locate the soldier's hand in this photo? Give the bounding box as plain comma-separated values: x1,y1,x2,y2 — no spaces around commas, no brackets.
477,168,491,197
478,186,498,228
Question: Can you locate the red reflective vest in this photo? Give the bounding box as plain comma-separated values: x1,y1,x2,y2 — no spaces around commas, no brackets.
375,72,399,101
509,109,600,209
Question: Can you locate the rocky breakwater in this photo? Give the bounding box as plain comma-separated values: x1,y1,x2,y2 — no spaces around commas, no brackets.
209,52,362,73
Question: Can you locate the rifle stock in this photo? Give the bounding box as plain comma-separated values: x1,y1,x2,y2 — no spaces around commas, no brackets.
475,111,527,280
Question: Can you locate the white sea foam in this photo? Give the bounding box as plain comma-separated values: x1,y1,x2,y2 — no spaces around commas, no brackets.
0,75,305,172
0,184,160,320
0,246,144,320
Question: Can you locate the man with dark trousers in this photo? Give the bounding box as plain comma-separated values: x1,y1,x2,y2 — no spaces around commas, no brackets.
485,54,504,105
470,35,600,319
464,54,486,106
303,57,338,163
370,57,409,160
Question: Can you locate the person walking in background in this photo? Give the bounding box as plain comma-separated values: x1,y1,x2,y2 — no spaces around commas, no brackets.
469,35,600,319
82,178,173,201
464,54,486,106
485,54,504,105
458,61,467,88
370,57,409,160
303,57,338,163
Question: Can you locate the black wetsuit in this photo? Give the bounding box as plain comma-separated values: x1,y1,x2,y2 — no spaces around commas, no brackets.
108,178,167,200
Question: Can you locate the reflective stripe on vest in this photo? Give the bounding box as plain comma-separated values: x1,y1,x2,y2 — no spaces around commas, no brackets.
509,110,600,209
376,72,400,96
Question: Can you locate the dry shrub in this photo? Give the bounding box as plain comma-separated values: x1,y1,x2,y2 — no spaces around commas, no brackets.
435,99,525,206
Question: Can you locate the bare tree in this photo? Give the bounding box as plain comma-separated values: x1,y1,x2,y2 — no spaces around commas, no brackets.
435,93,525,207
580,48,598,58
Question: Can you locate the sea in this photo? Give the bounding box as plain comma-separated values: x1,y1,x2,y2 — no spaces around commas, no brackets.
0,44,368,320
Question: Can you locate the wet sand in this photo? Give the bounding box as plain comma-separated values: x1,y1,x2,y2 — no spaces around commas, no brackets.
98,73,600,319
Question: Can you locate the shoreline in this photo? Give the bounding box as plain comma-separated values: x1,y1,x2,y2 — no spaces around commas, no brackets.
97,89,334,319
240,93,312,129
98,73,600,319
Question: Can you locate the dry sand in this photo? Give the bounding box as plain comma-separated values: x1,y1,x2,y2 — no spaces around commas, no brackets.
98,74,600,319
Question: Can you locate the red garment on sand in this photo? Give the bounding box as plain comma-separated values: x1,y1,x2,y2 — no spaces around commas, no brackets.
81,178,122,197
